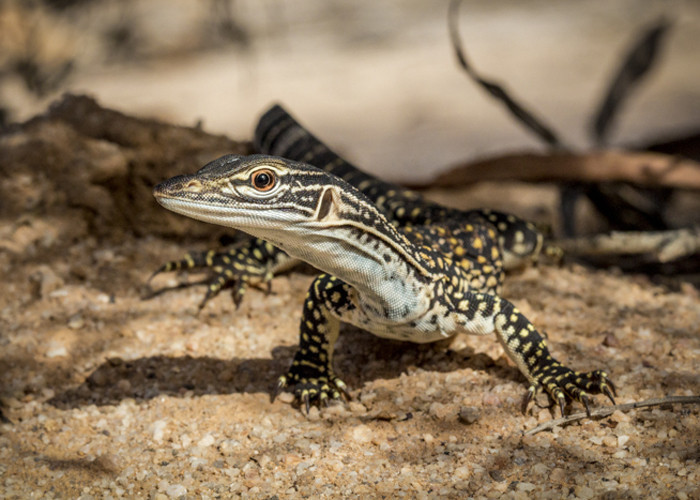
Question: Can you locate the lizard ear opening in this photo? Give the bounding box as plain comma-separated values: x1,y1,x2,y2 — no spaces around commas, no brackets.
316,187,338,222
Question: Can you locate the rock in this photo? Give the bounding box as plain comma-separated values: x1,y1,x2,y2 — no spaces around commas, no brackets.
151,419,167,443
67,313,85,330
602,332,620,347
349,424,373,444
29,265,64,299
428,402,457,420
458,406,480,425
165,484,187,498
45,344,68,358
197,434,215,447
610,409,631,423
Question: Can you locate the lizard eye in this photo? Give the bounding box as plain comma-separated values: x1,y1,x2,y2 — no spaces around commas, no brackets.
251,169,276,192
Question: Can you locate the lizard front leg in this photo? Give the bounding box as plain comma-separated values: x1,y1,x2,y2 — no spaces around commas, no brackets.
274,273,353,413
149,238,295,311
453,292,616,416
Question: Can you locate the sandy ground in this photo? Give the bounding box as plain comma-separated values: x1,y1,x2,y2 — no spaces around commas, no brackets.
1,96,699,498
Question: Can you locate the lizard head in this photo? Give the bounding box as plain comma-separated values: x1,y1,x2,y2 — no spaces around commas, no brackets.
154,154,378,248
153,153,431,281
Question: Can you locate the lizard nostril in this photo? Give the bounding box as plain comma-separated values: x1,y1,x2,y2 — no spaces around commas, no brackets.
184,179,201,192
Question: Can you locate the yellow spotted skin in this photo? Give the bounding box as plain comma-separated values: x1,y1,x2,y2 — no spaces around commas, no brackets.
150,238,290,311
152,105,616,417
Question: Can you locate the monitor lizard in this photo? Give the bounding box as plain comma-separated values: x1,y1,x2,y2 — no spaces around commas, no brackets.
152,105,616,416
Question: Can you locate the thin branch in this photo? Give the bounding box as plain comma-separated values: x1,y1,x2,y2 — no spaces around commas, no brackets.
592,18,673,146
448,0,566,149
524,395,700,436
416,150,700,190
555,227,700,263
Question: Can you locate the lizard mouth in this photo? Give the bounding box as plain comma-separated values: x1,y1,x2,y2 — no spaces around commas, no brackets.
152,174,201,200
153,195,226,220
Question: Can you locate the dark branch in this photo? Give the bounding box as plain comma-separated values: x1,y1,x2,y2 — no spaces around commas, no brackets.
592,18,673,146
447,0,566,150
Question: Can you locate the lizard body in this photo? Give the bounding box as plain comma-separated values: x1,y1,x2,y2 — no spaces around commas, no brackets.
153,106,615,415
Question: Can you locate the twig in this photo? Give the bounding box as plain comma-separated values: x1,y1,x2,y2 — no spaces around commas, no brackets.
592,18,672,146
524,395,700,436
417,150,700,190
555,227,700,263
448,0,565,149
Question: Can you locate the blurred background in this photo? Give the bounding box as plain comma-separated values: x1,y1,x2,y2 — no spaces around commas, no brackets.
1,0,699,183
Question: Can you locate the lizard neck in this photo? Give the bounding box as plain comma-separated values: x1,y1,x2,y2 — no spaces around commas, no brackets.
246,187,436,322
263,223,434,322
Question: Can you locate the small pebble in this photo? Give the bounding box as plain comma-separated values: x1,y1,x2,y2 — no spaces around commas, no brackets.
602,332,620,348
218,439,240,454
306,406,321,421
482,392,501,407
489,469,505,482
151,420,167,443
517,482,536,492
348,402,367,414
537,409,551,423
165,484,187,498
45,345,68,358
116,379,131,392
574,485,595,500
458,406,480,425
531,463,548,476
454,466,470,480
603,435,618,447
276,392,295,404
92,453,119,472
428,402,456,420
67,314,85,330
29,266,64,298
589,436,603,445
197,434,215,447
610,409,630,423
550,468,566,482
349,424,373,444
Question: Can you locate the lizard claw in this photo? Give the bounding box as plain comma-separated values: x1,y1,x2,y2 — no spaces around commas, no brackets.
557,394,566,418
521,385,537,414
581,394,592,417
602,383,617,405
302,392,311,415
271,376,288,403
335,379,352,402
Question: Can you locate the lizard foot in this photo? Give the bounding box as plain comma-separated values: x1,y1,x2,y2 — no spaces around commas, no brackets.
522,364,616,417
147,244,272,311
272,372,351,415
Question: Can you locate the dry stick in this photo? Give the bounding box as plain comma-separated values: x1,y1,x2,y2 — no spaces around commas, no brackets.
556,226,700,262
421,150,700,190
447,0,566,150
592,18,672,146
524,395,700,436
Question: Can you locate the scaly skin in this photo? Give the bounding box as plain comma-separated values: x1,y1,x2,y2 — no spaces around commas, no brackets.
153,123,616,418
151,105,550,308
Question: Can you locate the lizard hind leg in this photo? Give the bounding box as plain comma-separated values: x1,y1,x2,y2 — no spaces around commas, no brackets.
474,209,545,270
453,291,617,417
